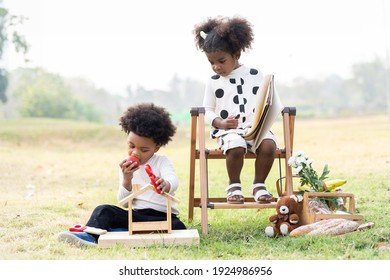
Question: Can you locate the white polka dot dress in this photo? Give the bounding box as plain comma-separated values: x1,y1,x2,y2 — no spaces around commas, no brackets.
203,65,264,139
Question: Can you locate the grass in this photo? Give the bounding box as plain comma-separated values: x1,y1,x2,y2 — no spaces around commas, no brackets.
0,115,389,260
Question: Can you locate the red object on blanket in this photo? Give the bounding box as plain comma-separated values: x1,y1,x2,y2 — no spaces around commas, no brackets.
145,164,161,194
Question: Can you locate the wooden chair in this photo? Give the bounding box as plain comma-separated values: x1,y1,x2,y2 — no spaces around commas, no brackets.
188,106,297,234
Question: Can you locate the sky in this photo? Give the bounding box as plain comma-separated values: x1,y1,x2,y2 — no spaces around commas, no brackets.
3,0,390,95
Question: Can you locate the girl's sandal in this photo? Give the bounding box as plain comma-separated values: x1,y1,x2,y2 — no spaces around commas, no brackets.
226,183,244,204
252,183,273,204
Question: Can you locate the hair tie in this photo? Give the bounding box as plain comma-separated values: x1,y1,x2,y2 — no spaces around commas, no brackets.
200,31,208,40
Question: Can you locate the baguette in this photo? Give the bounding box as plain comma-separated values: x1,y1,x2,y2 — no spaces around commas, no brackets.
290,218,355,237
290,219,335,237
308,218,348,234
308,219,359,236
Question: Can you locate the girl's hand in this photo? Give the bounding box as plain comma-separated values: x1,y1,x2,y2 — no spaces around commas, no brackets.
155,177,171,194
217,115,239,129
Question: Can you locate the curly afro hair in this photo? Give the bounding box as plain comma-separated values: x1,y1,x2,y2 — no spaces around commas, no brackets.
119,103,176,147
193,16,254,55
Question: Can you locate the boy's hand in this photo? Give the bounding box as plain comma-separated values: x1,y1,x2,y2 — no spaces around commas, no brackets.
120,158,140,172
119,159,139,191
125,156,140,169
144,164,171,194
156,177,171,194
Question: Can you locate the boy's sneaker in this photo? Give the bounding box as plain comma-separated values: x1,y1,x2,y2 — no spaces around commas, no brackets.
58,231,97,247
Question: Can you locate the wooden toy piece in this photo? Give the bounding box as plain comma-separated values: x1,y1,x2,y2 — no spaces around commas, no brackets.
118,184,180,235
98,229,200,248
83,226,107,235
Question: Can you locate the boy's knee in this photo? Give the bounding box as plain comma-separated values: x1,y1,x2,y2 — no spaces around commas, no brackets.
92,204,113,215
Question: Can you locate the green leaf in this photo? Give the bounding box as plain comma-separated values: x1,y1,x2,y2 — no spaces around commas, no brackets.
319,164,330,180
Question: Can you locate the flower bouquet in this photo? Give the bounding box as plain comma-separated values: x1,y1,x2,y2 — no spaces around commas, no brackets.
288,150,329,192
288,151,340,210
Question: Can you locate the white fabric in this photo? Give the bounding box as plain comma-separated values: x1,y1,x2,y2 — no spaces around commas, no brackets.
117,154,180,215
219,133,247,154
218,131,277,154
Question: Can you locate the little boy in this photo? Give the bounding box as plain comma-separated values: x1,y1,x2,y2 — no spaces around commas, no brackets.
58,103,186,247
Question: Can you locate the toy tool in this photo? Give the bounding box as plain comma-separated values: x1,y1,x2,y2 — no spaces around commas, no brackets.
145,164,161,194
69,224,86,232
69,224,107,235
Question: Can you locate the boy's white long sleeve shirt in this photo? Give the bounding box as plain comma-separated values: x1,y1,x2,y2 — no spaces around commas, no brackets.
117,154,180,215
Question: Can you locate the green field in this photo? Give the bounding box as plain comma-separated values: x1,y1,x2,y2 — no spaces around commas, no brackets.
0,115,389,260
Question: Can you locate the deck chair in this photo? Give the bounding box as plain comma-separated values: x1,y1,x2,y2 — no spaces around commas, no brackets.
188,78,296,235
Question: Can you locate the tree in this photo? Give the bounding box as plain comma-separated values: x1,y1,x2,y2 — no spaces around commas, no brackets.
0,1,28,103
351,58,388,113
13,67,102,122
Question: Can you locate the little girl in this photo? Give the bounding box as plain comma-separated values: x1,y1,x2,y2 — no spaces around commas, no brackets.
193,16,277,204
58,103,186,247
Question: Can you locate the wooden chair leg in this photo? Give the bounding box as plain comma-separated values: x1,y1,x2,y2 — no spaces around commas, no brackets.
289,113,295,150
188,110,198,222
198,108,209,235
282,107,295,196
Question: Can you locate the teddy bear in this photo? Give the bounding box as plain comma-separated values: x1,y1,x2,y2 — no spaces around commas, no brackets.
265,194,302,237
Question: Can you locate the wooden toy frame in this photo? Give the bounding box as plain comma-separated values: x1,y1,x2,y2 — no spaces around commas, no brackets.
118,184,179,234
